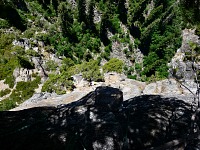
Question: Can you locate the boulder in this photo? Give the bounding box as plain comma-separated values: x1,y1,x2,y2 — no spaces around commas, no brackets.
13,68,33,82
143,82,157,94
119,79,146,100
0,80,9,92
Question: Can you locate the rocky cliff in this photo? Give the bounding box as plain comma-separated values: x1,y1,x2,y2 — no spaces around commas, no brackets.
1,86,200,150
11,72,196,111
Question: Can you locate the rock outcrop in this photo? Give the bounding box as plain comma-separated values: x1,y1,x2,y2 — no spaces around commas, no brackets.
1,86,200,150
143,79,183,95
169,29,200,80
11,72,198,111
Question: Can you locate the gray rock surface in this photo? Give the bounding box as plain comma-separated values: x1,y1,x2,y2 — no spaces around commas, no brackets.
143,79,183,95
110,41,133,67
11,71,199,111
13,68,33,82
1,87,200,150
169,29,200,80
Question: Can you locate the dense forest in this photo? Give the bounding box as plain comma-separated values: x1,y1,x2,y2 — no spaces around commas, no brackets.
0,0,200,110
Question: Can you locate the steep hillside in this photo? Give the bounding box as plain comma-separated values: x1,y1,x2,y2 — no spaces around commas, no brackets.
0,0,199,110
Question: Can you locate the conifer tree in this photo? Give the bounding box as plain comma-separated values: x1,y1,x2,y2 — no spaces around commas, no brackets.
180,0,200,23
118,0,127,24
99,13,110,46
58,2,73,37
77,0,86,23
87,0,95,30
51,0,58,12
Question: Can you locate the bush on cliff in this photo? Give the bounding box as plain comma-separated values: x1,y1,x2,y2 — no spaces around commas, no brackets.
103,58,124,73
0,76,41,111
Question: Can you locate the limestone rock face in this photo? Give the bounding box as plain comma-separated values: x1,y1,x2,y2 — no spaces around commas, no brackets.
0,87,199,150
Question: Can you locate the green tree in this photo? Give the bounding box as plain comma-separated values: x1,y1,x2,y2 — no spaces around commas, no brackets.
51,0,59,12
60,57,75,72
58,2,73,37
99,13,110,46
87,0,95,31
77,0,87,23
118,0,127,24
42,72,74,94
127,0,147,27
180,0,200,24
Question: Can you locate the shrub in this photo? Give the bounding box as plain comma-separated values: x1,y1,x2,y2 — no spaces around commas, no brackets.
22,28,36,38
12,46,25,55
110,14,121,33
0,33,15,49
0,19,10,28
0,89,11,97
0,58,18,87
42,73,74,94
128,75,137,80
135,63,142,73
60,57,75,72
0,98,17,111
35,33,49,44
103,58,124,73
81,60,103,82
0,76,41,111
4,75,15,88
45,60,58,71
26,49,40,57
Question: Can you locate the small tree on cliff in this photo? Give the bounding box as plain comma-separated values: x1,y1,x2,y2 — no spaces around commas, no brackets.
170,41,200,140
171,42,200,107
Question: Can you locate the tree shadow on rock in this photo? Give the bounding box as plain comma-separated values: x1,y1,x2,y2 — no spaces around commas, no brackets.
0,87,200,150
122,95,193,149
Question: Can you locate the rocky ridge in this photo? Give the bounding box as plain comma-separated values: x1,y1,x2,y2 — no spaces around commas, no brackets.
11,72,197,111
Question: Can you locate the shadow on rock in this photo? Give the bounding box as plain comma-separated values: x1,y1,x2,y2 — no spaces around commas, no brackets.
0,86,199,150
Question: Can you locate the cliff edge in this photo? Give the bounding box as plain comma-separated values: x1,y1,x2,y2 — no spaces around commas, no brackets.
0,86,199,150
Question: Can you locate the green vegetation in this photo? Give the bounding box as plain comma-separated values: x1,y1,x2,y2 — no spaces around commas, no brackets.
42,59,103,95
42,73,74,95
0,19,10,28
0,0,185,81
0,76,41,111
180,0,200,25
0,33,18,88
0,89,11,97
45,60,58,72
103,58,124,73
81,60,103,82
